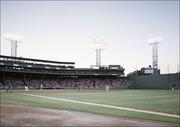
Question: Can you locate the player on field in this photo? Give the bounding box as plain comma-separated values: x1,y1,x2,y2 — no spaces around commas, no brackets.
6,84,13,93
40,84,43,90
25,85,29,91
106,85,109,92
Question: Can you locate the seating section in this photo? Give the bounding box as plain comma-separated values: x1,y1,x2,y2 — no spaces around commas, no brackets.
0,78,132,90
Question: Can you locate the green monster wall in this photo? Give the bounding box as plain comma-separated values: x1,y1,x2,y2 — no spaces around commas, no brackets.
129,73,180,89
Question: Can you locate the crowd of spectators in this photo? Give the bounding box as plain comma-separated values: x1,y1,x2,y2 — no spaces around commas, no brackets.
0,78,132,90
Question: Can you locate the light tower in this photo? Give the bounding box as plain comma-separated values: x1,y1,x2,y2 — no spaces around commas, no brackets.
148,37,162,69
4,34,24,57
92,39,106,67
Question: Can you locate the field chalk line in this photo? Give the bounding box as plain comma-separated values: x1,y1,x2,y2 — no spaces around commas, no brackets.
23,93,180,118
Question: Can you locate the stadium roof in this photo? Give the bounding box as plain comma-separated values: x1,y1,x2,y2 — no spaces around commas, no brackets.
0,55,75,65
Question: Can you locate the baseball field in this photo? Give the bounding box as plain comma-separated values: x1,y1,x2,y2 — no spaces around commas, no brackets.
1,89,180,126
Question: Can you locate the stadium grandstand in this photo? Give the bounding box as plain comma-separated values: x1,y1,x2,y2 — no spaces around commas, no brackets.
0,55,131,90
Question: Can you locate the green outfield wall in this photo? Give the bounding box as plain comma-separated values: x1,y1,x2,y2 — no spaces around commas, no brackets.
129,73,180,89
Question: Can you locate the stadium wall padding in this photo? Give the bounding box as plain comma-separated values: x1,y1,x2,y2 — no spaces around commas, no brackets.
130,73,180,89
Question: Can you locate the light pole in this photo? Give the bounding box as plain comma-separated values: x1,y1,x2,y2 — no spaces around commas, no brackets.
147,37,162,74
92,39,106,67
4,34,24,57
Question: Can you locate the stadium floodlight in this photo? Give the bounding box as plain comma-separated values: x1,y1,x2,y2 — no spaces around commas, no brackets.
147,37,162,70
4,34,24,41
92,39,106,49
147,37,162,44
4,34,24,57
91,39,106,67
155,37,162,42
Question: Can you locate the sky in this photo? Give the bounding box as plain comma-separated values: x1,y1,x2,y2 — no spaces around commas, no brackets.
0,1,179,75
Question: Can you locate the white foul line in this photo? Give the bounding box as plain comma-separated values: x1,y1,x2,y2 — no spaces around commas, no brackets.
23,93,180,118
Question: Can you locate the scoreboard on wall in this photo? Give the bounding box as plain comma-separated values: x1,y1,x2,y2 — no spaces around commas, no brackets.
108,65,121,69
144,69,154,74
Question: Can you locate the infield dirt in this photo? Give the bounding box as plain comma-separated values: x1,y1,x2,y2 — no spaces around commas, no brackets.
0,104,179,127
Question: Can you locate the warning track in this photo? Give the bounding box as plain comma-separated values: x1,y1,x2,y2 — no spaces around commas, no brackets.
23,93,180,118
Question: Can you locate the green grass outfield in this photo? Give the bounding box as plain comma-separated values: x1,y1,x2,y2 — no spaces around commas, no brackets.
1,89,180,123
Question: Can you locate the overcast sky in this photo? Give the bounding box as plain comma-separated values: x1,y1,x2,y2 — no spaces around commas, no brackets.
0,1,179,75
